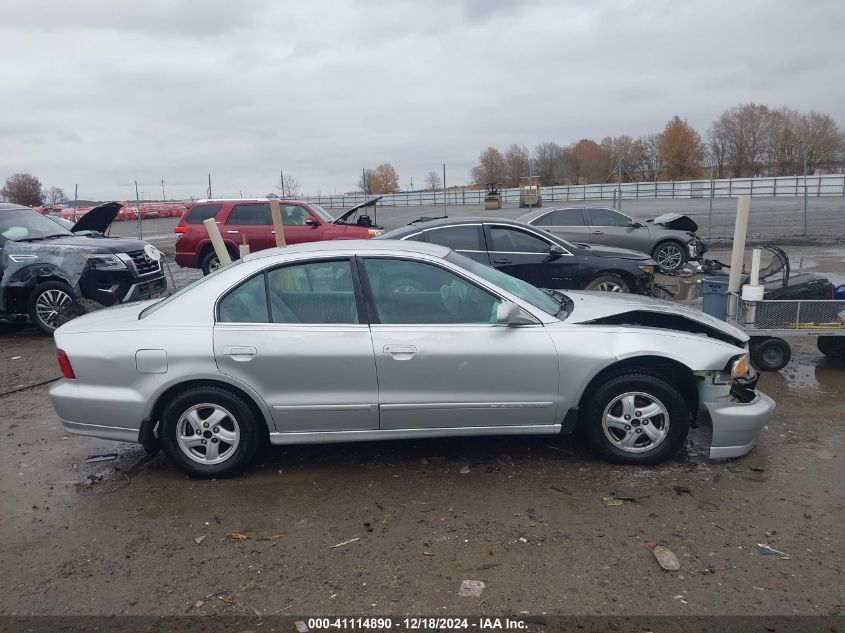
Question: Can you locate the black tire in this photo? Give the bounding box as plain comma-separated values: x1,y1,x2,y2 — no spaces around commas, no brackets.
817,336,844,358
585,274,630,293
27,281,76,335
652,241,687,272
159,386,266,478
580,371,690,465
750,337,791,371
201,250,224,276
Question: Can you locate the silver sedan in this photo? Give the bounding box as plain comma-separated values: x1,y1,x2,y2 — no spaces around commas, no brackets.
50,240,774,478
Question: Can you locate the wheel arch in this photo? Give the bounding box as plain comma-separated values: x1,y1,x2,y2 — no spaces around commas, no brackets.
651,238,687,258
575,355,699,431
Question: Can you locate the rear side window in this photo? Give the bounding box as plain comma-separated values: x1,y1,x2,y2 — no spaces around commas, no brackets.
185,204,222,224
227,203,269,226
587,208,630,227
218,274,270,323
547,208,586,226
424,225,484,251
267,260,359,324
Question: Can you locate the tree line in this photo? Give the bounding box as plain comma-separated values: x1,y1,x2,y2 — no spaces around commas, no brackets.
471,103,845,187
1,173,67,207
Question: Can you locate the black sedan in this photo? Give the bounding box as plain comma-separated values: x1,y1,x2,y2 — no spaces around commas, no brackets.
377,217,656,294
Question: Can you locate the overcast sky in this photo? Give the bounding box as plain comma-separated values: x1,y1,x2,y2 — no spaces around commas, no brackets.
2,0,844,201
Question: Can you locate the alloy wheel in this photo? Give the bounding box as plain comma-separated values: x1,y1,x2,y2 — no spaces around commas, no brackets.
176,403,241,465
656,244,683,270
34,289,73,329
596,281,625,292
602,391,670,453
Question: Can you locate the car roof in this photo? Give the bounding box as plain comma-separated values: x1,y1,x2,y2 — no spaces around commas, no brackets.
0,202,34,212
380,215,537,238
241,238,451,263
191,198,309,204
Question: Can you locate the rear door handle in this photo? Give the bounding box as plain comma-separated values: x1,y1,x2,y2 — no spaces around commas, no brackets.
226,230,239,234
384,344,417,359
222,345,257,361
591,230,604,235
493,258,512,264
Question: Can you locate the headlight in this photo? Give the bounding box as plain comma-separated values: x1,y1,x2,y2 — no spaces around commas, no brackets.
731,353,751,380
86,254,127,271
368,229,383,237
638,265,653,274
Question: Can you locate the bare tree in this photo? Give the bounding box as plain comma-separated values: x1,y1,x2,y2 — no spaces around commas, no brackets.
706,122,731,178
471,147,507,186
278,174,301,198
44,186,66,205
629,135,663,181
533,142,564,185
799,111,844,174
357,169,374,195
424,171,442,191
503,144,530,188
600,135,638,182
1,173,44,206
713,103,771,177
767,108,802,176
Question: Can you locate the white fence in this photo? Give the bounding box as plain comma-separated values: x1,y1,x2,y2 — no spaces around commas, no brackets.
307,174,845,209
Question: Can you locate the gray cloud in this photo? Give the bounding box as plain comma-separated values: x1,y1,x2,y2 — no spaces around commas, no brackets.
1,0,843,200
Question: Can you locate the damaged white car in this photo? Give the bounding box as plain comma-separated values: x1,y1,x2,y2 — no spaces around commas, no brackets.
50,240,774,478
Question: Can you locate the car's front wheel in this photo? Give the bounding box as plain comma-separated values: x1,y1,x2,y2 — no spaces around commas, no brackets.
27,281,76,335
580,371,689,465
585,274,630,293
653,241,687,272
160,386,265,478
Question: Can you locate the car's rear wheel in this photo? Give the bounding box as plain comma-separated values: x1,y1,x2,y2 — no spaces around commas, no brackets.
653,241,687,272
817,336,844,359
585,274,630,293
27,281,76,335
160,386,265,478
201,250,224,276
580,371,689,465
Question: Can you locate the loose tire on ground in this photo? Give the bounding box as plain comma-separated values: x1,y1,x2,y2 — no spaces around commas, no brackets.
750,337,791,371
159,386,266,478
652,241,687,273
27,280,76,335
585,274,630,293
579,371,690,465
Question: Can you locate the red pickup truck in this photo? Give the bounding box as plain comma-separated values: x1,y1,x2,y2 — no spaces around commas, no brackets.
174,198,383,274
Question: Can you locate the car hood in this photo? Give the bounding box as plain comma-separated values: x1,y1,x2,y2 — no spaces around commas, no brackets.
563,290,748,345
649,213,698,232
5,234,150,255
574,243,652,261
333,196,384,224
70,201,121,234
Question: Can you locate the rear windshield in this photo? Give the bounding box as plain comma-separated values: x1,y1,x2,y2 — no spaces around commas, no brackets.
185,204,223,224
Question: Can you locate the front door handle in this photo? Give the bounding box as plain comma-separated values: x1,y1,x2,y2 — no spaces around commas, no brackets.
222,345,257,361
493,258,512,264
384,344,417,359
226,230,239,234
591,230,604,235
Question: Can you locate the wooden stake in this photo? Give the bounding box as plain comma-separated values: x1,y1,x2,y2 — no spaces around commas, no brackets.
270,199,286,247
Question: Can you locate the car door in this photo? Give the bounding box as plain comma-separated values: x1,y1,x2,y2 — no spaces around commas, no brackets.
361,255,560,430
224,203,274,252
280,204,324,245
531,207,591,244
419,224,491,265
214,258,379,433
484,223,580,289
584,207,644,250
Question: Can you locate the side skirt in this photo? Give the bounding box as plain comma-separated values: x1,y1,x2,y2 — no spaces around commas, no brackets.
268,424,561,446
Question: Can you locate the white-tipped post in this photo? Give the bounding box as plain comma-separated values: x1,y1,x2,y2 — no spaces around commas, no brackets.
726,196,750,320
203,217,232,266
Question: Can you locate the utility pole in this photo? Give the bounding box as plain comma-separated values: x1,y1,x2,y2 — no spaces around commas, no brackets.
280,169,285,197
207,173,213,199
803,148,808,236
135,180,143,239
73,184,78,220
708,164,715,239
362,167,367,197
617,161,623,210
161,179,166,202
442,163,447,218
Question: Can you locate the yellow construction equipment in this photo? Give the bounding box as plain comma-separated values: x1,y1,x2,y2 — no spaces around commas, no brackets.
484,183,502,210
518,176,542,208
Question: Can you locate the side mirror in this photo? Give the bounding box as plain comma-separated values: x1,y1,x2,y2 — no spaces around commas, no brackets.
548,244,566,255
305,218,320,227
496,301,535,326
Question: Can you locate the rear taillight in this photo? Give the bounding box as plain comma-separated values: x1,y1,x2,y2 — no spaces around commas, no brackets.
174,226,187,234
56,349,75,379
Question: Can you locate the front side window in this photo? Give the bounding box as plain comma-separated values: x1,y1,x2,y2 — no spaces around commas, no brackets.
488,226,550,254
587,208,631,227
218,274,270,323
424,225,483,251
547,208,586,226
227,203,269,226
281,205,313,226
364,258,500,324
267,259,359,324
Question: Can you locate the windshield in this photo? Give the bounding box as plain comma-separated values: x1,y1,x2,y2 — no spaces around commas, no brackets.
0,208,74,243
139,260,240,318
445,251,564,318
309,204,335,223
